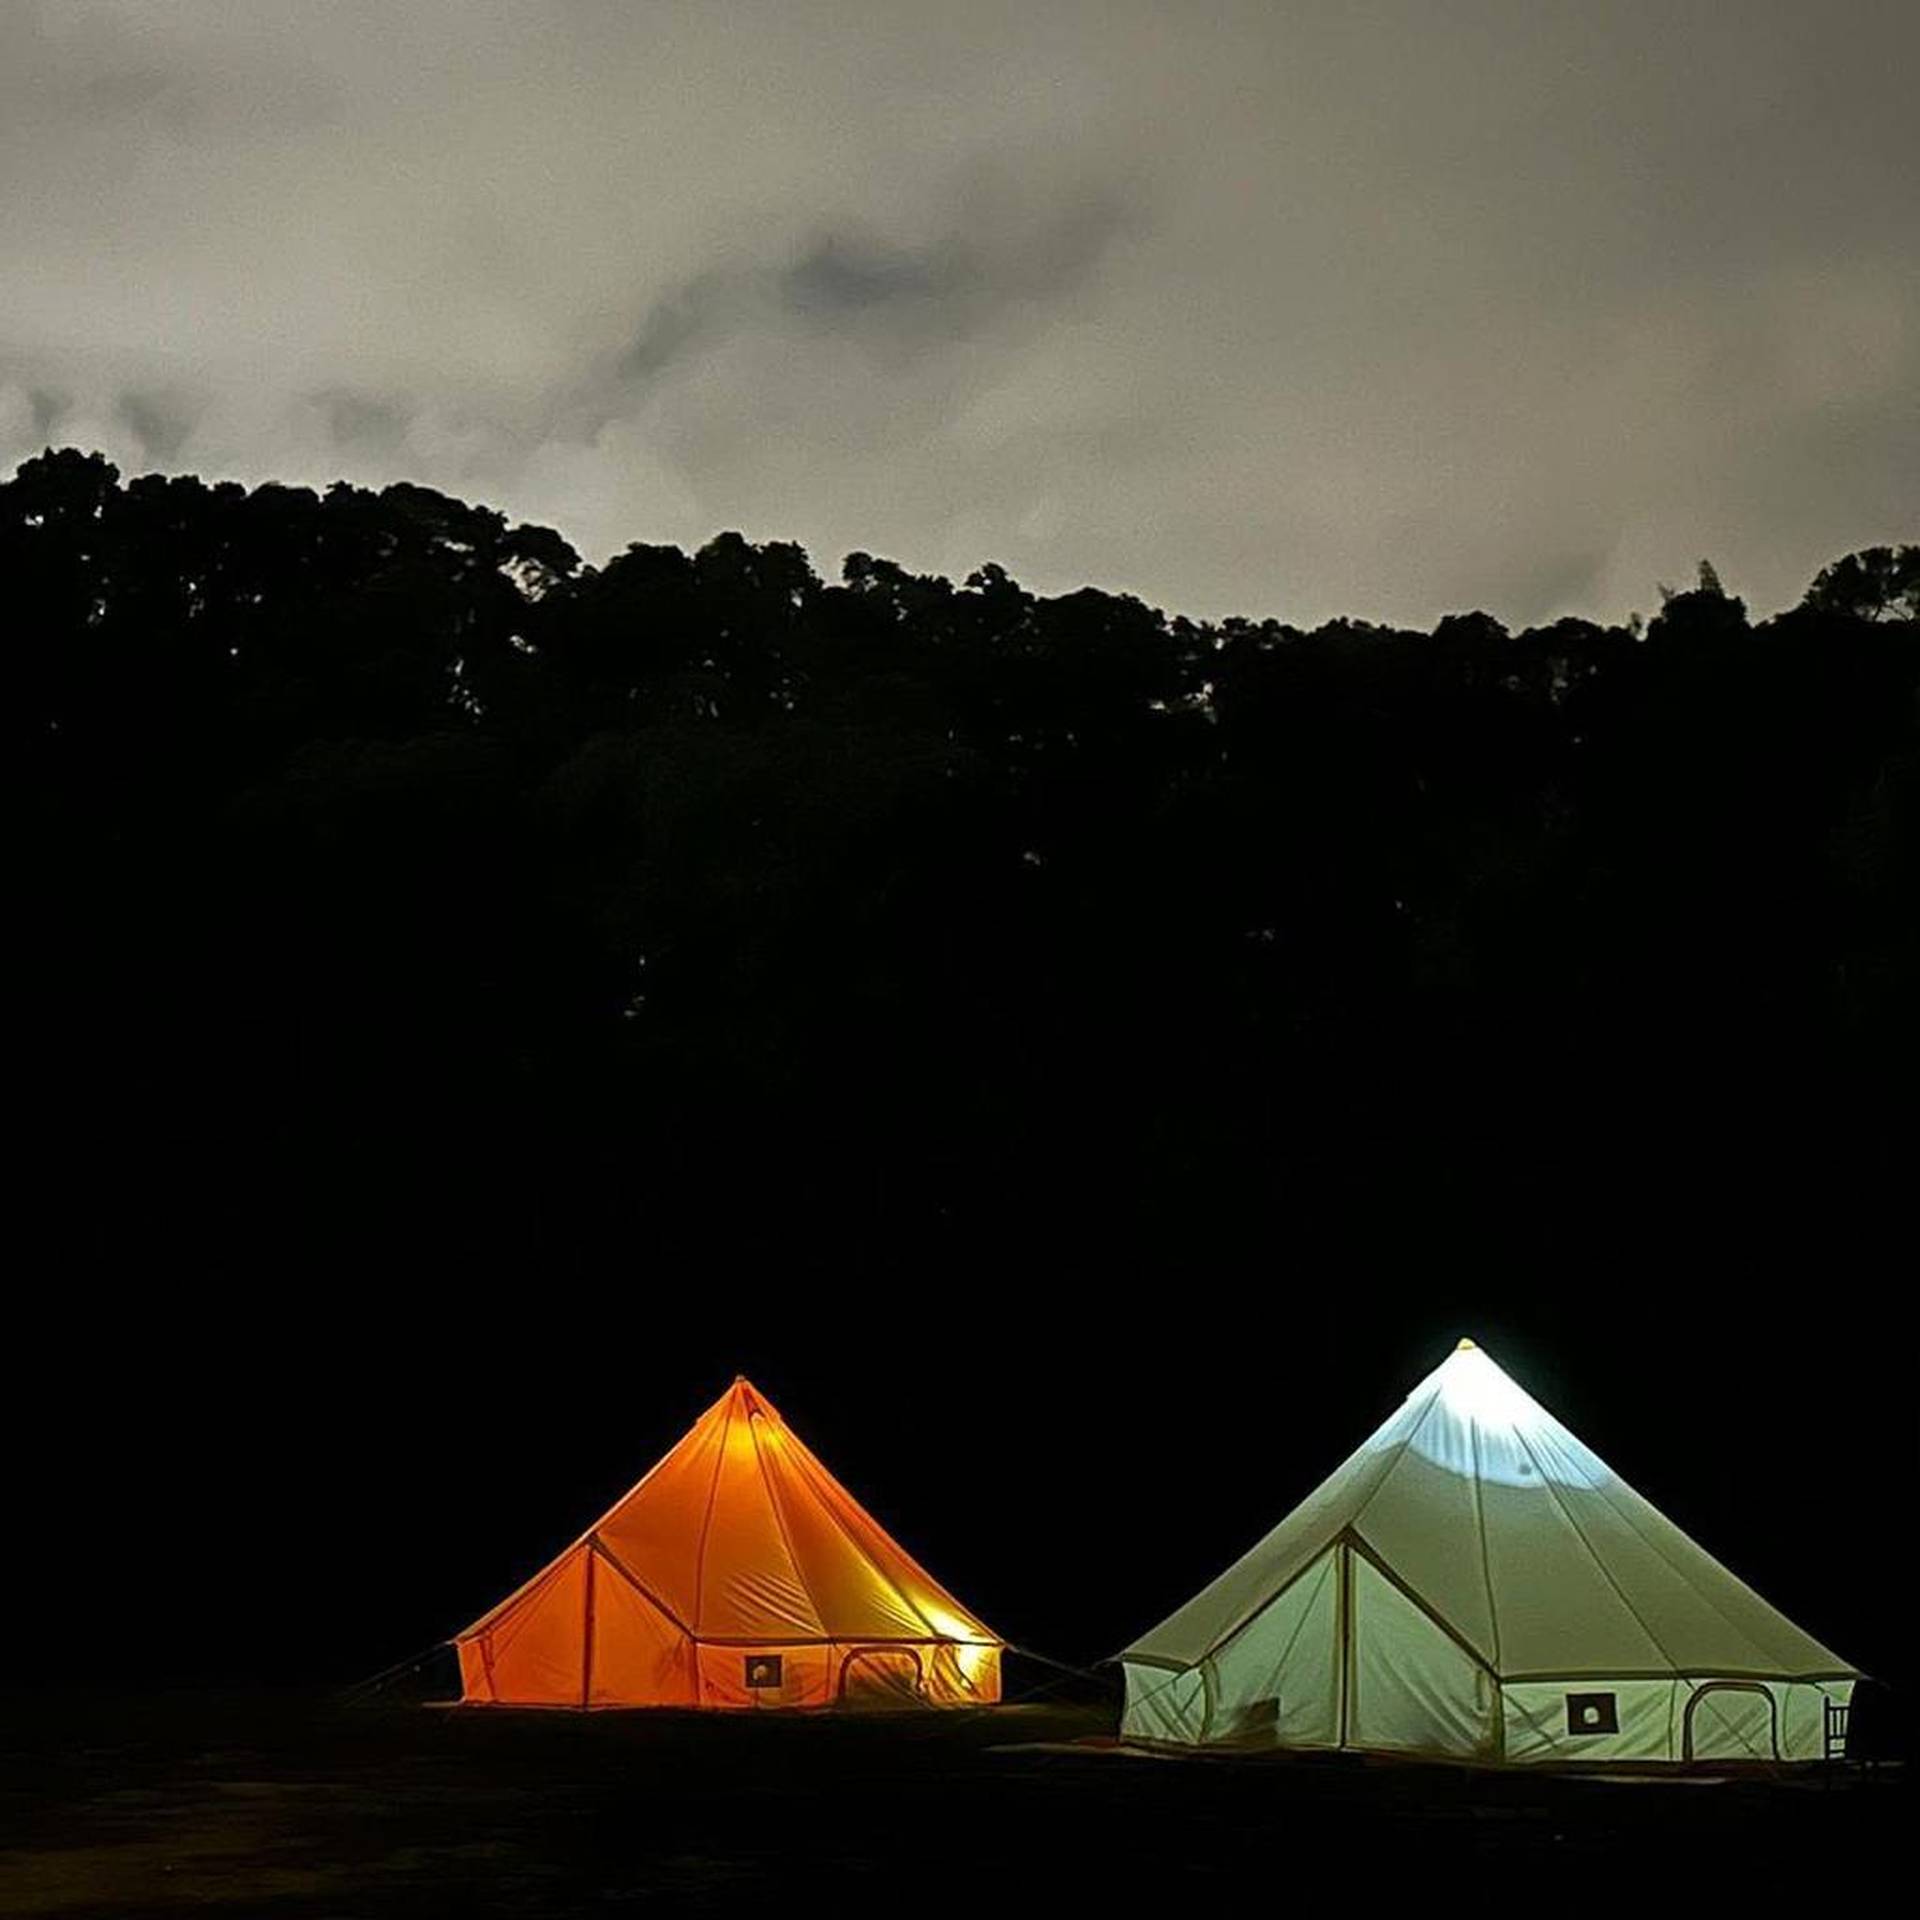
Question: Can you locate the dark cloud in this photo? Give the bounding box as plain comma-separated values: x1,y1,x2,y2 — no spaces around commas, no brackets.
782,235,962,315
30,389,69,442
0,8,337,139
607,180,1135,407
782,189,1134,332
314,389,410,457
114,390,199,464
616,275,734,388
1499,548,1617,631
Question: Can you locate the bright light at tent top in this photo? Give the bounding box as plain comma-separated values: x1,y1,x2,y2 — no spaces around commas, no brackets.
1433,1340,1542,1428
1397,1339,1604,1490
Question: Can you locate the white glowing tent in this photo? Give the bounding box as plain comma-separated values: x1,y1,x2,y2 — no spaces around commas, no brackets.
1120,1340,1857,1763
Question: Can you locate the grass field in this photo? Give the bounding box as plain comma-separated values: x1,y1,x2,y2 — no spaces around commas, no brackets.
2,1691,1902,1914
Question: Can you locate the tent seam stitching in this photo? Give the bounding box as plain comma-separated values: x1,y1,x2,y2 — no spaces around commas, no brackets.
1346,1527,1499,1677
774,1422,971,1642
1179,1392,1431,1666
1507,1422,1689,1678
1467,1410,1503,1673
691,1389,737,1637
744,1409,832,1641
588,1533,695,1638
1575,1455,1835,1674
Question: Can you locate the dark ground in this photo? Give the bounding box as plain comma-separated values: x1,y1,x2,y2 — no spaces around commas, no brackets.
2,1691,1903,1915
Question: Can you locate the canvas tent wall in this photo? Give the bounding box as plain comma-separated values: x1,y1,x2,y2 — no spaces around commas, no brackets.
1119,1341,1857,1763
456,1377,1001,1709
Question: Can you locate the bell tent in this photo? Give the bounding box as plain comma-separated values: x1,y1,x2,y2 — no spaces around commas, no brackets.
456,1376,1002,1710
1120,1340,1857,1763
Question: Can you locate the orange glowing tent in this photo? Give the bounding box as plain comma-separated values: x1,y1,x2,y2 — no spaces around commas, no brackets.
454,1377,1003,1709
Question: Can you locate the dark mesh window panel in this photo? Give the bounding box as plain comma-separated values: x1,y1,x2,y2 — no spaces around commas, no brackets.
1566,1692,1619,1735
744,1655,784,1690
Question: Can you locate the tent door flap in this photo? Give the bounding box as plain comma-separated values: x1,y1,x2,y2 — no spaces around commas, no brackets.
1682,1681,1780,1763
838,1646,926,1709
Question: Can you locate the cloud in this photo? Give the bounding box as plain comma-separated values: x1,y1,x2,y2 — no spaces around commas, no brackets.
783,190,1129,325
599,176,1138,410
30,389,69,443
311,389,411,458
0,1,1913,625
0,5,338,141
114,389,201,463
1496,548,1617,632
617,276,731,388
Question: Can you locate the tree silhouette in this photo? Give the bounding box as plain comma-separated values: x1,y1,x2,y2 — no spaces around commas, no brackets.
1802,544,1920,623
9,449,1915,1285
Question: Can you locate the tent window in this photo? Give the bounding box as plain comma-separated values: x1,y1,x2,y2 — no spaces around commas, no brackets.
1565,1691,1618,1735
745,1655,784,1690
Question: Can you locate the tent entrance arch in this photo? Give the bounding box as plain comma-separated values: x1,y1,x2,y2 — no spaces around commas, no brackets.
839,1646,926,1707
1683,1682,1780,1763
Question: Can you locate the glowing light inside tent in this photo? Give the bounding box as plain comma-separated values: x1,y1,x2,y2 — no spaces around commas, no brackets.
1433,1345,1544,1428
455,1376,1004,1710
1401,1342,1603,1490
922,1605,996,1683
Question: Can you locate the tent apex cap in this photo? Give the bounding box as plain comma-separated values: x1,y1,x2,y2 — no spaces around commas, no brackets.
1455,1337,1477,1351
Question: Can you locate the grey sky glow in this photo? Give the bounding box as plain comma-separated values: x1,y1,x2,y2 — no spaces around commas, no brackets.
3,0,1914,625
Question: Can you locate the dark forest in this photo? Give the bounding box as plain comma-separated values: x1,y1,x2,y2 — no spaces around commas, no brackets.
10,448,1916,1705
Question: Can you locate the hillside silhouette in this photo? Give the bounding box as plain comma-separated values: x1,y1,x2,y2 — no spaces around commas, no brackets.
12,449,1916,1282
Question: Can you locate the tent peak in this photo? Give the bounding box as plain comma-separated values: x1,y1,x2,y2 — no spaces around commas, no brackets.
1454,1336,1477,1351
725,1375,782,1419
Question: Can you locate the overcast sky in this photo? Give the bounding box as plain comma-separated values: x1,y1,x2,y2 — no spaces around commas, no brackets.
3,0,1914,626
